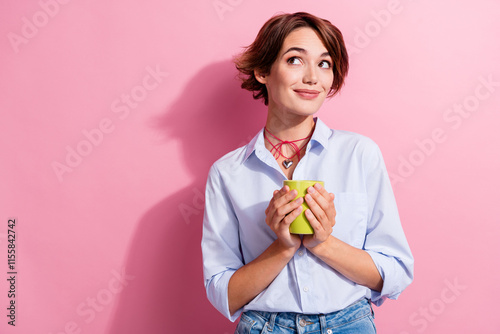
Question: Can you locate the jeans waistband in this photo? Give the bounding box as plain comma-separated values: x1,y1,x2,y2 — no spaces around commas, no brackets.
247,298,372,332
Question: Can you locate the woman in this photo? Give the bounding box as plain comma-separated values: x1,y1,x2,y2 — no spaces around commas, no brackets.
202,12,413,333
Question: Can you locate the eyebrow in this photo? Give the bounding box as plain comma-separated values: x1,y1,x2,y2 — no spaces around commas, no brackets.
282,47,331,58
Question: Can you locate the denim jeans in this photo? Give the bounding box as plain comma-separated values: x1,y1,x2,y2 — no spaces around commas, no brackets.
235,298,376,334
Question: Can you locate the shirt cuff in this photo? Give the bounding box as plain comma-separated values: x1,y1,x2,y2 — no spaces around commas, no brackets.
365,250,407,306
205,269,242,322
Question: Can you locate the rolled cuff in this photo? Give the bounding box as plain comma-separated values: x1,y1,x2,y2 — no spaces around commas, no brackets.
365,250,413,306
205,269,242,322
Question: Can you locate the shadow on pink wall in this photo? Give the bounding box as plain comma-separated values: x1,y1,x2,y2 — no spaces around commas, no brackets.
107,60,267,333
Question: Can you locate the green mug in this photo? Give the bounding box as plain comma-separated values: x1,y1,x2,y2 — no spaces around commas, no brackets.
283,180,325,234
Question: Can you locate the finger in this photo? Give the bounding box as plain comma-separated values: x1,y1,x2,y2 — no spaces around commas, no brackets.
265,189,280,216
267,188,288,213
304,193,328,225
325,191,336,219
270,187,287,204
305,193,335,229
311,184,333,207
280,205,303,229
279,185,290,196
268,187,301,228
304,207,323,232
329,193,336,220
307,185,335,216
273,196,303,227
274,187,299,209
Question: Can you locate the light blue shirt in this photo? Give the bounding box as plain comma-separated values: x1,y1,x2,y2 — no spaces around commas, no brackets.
201,117,414,322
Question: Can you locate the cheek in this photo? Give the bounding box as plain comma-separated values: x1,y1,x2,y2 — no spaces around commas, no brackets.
322,72,334,89
273,65,301,85
268,74,292,96
276,71,297,88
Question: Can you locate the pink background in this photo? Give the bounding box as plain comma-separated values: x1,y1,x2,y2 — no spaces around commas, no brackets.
1,0,500,333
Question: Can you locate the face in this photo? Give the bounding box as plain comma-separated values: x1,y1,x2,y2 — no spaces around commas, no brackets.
256,27,334,118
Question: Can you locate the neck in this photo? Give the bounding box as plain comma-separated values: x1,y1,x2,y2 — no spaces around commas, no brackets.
265,113,316,141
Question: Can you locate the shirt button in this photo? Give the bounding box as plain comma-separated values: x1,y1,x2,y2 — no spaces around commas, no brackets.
327,330,332,334
299,318,307,327
303,286,309,292
298,251,304,256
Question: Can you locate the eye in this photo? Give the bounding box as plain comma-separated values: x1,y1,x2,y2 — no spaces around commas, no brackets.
319,60,331,69
287,57,302,65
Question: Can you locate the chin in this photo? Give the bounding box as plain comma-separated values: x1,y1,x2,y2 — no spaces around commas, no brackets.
270,96,325,117
290,102,323,116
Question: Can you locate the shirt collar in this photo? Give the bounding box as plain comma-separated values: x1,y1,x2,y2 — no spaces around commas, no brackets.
309,117,330,150
243,117,331,162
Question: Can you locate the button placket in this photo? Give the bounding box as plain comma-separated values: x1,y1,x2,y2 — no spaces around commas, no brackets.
294,246,313,308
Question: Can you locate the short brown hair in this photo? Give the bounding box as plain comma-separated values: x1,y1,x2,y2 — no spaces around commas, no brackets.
234,12,349,105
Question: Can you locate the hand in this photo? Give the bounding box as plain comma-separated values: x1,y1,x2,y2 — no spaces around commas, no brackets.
265,186,302,251
302,183,336,250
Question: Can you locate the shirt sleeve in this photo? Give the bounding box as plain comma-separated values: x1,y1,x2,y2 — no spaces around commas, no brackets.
201,164,244,322
362,142,414,306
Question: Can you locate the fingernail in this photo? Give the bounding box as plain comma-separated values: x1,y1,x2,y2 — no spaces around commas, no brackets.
308,186,315,193
314,183,322,190
305,194,312,201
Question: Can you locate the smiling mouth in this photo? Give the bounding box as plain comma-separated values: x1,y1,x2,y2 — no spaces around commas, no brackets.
294,89,320,99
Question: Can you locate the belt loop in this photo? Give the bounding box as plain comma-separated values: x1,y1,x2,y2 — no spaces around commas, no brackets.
369,300,375,318
319,314,327,334
267,312,277,332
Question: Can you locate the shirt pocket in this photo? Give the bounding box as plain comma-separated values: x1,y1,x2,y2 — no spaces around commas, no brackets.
332,192,368,249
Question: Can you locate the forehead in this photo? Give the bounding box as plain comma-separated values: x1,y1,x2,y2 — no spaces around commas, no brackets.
280,27,329,53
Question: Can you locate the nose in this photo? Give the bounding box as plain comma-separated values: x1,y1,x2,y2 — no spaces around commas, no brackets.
303,65,318,85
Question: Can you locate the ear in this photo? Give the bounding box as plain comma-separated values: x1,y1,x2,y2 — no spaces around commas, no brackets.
254,69,268,84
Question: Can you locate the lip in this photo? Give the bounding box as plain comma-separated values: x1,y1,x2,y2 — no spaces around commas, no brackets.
294,89,320,99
